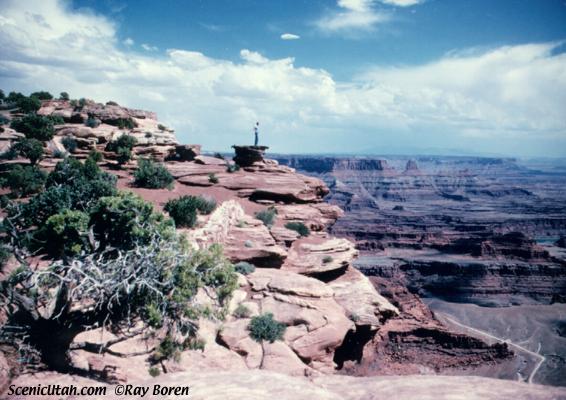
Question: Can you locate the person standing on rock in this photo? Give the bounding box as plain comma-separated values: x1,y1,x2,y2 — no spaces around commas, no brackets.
254,121,259,146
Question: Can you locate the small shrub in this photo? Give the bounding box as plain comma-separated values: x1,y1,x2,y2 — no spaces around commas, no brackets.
12,138,44,165
106,134,137,166
255,207,277,227
213,152,225,160
106,101,119,106
164,198,197,228
164,195,216,228
52,149,66,158
112,117,137,129
236,220,247,228
148,367,160,377
88,150,103,162
248,313,286,343
145,131,152,138
322,255,333,264
233,304,251,318
134,159,174,189
78,98,87,108
15,96,41,113
157,124,166,131
1,165,46,197
153,335,180,362
244,240,253,248
226,163,240,173
284,222,310,237
193,196,217,214
46,115,65,125
234,261,255,275
40,209,90,257
208,173,218,184
0,115,9,125
59,92,70,101
61,136,77,153
10,114,55,141
85,117,100,128
145,303,163,328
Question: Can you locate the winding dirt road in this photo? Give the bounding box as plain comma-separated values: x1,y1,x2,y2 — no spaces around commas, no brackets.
435,312,546,384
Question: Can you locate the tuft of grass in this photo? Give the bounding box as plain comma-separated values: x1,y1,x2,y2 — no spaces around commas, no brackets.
234,261,255,275
255,207,277,227
233,304,251,318
208,173,219,184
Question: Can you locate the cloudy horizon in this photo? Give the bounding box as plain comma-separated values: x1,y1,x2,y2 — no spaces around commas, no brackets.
1,0,565,157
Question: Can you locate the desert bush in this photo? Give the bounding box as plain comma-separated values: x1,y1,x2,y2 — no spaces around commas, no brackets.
164,195,216,228
90,191,174,251
12,138,44,165
59,92,70,101
1,165,46,197
0,115,9,125
134,159,174,189
109,117,137,129
61,136,77,153
105,134,137,166
15,157,116,227
148,367,160,377
233,304,251,318
157,124,166,131
164,199,197,228
248,313,286,343
85,117,100,128
10,114,55,141
30,91,53,100
213,153,225,160
322,255,333,264
208,173,218,184
284,222,310,237
234,261,255,275
106,101,119,106
255,207,277,227
15,96,41,113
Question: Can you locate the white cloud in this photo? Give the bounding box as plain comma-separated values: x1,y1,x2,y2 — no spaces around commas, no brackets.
0,0,565,156
141,43,158,52
380,0,423,6
315,0,389,33
281,33,300,40
123,37,134,46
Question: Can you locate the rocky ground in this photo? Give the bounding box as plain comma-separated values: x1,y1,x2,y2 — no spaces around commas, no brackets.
1,101,564,398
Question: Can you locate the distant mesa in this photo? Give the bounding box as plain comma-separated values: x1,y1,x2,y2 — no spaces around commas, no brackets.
403,159,422,175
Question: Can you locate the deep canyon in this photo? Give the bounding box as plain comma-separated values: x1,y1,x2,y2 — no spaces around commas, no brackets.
275,154,566,386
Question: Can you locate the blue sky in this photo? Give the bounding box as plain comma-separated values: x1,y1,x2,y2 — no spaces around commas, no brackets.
1,0,566,156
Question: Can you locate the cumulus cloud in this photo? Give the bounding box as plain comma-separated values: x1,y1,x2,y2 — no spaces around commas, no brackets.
0,0,564,156
141,43,158,52
281,33,300,40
